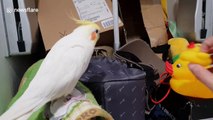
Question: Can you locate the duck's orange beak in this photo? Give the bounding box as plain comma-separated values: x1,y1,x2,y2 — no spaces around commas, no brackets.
165,61,173,75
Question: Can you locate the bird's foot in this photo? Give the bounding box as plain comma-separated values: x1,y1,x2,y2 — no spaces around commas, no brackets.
64,94,72,103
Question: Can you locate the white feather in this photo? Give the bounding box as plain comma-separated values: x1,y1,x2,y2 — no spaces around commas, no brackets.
0,24,99,120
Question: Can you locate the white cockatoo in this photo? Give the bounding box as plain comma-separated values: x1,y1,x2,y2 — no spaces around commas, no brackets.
0,21,100,120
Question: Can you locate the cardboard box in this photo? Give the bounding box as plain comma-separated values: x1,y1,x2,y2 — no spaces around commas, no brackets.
38,0,124,50
140,0,168,47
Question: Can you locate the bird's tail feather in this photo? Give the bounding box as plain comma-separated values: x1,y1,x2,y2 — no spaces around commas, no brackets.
0,97,46,120
17,112,32,120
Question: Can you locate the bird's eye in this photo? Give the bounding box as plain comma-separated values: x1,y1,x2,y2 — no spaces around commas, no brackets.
95,29,99,33
176,64,181,68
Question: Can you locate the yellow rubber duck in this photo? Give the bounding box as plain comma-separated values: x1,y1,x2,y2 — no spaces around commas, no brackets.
166,42,213,98
168,38,189,61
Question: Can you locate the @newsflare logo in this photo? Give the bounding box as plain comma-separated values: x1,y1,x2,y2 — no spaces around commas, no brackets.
6,7,39,13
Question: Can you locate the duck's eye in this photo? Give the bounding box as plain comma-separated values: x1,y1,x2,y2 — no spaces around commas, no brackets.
95,29,99,33
176,64,181,68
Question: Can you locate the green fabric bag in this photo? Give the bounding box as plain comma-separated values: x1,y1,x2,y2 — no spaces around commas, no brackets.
7,60,113,120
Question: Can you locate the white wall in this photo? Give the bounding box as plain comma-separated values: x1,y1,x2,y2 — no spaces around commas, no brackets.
0,23,36,114
0,36,42,115
0,54,13,114
0,1,14,113
0,1,42,114
0,50,18,114
0,49,37,114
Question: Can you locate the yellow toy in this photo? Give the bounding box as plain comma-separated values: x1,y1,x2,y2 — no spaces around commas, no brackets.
166,42,213,98
168,38,189,58
161,0,167,21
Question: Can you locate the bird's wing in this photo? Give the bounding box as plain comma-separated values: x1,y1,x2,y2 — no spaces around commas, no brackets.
27,44,92,99
0,44,93,120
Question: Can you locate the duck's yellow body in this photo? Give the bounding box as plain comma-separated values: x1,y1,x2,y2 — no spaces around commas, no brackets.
169,43,213,98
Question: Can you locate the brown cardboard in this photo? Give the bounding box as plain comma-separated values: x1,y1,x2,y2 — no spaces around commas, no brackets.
140,1,168,47
38,0,123,50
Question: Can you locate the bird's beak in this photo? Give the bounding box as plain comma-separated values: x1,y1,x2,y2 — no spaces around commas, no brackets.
165,61,173,75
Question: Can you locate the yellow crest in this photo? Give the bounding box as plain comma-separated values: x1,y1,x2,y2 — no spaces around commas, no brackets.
73,19,100,30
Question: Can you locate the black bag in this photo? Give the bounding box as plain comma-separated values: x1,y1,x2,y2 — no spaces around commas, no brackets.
80,56,146,120
114,39,191,120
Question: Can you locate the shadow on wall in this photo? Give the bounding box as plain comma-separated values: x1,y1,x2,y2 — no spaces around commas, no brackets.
0,39,46,115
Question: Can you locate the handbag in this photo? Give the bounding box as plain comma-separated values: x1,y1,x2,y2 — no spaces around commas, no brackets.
114,39,192,120
80,56,146,120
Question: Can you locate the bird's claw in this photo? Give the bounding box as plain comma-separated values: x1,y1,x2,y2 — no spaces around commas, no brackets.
64,94,72,102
